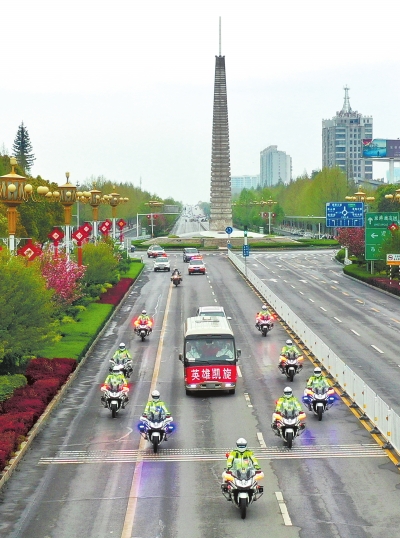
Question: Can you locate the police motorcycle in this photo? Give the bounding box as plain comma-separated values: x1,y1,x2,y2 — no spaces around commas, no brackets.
138,408,175,453
272,408,306,449
101,380,129,419
171,270,182,287
221,461,264,519
255,313,274,337
109,359,133,379
303,386,336,421
134,319,153,341
279,350,304,382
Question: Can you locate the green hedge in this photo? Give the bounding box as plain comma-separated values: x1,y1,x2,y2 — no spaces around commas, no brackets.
38,304,114,361
0,374,27,402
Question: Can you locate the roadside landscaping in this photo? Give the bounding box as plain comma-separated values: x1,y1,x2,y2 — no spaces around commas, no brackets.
0,259,144,474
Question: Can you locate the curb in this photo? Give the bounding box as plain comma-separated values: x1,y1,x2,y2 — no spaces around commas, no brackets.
0,266,144,492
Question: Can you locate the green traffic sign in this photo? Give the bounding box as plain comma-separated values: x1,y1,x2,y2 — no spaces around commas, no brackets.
365,212,399,260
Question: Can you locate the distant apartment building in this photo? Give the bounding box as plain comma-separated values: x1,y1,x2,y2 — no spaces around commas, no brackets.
322,86,373,181
231,174,260,195
260,146,292,187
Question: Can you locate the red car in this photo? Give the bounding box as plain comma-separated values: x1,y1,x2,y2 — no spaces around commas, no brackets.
147,245,166,258
188,258,206,275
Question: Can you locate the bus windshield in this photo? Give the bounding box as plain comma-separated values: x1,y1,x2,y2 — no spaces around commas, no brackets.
185,338,235,364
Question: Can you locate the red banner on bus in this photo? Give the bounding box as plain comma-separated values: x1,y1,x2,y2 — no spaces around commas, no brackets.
185,365,237,384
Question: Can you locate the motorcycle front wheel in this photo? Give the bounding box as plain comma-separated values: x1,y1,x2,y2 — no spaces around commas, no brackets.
286,431,294,449
152,438,159,453
317,406,323,421
239,497,247,519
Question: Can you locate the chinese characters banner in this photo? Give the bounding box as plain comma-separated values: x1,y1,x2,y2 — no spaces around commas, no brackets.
186,365,237,384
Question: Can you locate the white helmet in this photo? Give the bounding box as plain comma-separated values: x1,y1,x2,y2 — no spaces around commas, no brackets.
236,438,247,453
151,390,160,401
142,310,147,315
119,342,126,350
262,304,268,310
283,387,293,399
314,367,322,377
286,339,293,345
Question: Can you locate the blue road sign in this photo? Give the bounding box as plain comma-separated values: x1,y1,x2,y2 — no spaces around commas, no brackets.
326,202,364,227
225,226,233,235
242,245,250,257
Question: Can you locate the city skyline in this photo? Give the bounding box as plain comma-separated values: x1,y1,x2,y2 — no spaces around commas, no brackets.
1,1,399,205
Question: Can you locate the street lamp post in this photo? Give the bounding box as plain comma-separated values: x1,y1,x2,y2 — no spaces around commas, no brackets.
0,157,53,252
385,188,400,205
260,198,278,235
58,172,77,253
145,201,164,238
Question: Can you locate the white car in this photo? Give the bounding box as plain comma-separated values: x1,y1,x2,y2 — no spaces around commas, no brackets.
153,257,171,272
196,306,230,318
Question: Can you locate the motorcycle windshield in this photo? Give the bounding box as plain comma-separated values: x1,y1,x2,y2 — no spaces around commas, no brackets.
313,386,328,395
109,382,123,392
231,462,256,480
281,408,299,419
147,408,166,424
285,351,298,360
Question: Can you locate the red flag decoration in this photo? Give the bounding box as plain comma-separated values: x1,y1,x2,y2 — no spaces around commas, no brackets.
17,239,42,261
81,222,93,235
117,218,126,229
388,222,399,232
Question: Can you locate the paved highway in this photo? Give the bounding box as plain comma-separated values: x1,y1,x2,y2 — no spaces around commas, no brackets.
0,251,398,538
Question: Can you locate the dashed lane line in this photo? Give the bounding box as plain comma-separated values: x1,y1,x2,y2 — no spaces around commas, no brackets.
275,492,292,526
371,345,384,354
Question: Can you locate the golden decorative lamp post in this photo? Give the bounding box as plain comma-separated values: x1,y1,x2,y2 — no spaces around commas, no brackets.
385,188,400,204
0,157,53,252
345,190,375,204
58,172,77,253
145,200,163,238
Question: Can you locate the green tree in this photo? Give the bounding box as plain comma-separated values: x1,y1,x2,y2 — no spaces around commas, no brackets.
0,251,56,371
82,241,119,286
12,122,36,173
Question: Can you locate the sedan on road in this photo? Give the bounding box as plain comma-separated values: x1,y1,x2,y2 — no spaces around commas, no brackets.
147,245,166,258
153,257,171,272
183,247,200,262
188,258,206,275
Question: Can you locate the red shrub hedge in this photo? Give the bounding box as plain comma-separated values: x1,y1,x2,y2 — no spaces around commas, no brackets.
32,378,62,403
4,411,36,431
0,449,8,471
97,278,134,305
25,358,76,385
0,430,18,454
0,416,28,437
3,397,46,418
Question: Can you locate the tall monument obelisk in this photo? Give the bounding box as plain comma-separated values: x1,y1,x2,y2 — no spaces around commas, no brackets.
209,18,232,231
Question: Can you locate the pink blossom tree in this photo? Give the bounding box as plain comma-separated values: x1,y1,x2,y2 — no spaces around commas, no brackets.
38,251,86,310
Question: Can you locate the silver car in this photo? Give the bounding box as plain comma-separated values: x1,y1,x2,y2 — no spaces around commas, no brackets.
153,257,171,272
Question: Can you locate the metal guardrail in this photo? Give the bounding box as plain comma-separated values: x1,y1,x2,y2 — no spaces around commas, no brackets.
228,250,399,454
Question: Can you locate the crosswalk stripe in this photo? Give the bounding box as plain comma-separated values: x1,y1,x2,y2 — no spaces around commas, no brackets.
38,444,386,465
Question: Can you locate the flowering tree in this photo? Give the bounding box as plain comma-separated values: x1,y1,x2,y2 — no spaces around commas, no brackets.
38,252,86,309
336,227,365,258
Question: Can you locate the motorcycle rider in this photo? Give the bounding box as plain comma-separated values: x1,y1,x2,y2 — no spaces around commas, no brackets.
279,339,301,372
271,387,305,433
171,267,182,278
256,304,271,325
140,390,172,439
110,342,133,375
306,367,329,390
222,438,261,494
134,310,152,332
101,366,129,408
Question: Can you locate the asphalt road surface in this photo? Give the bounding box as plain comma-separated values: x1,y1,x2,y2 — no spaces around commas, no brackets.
0,250,398,538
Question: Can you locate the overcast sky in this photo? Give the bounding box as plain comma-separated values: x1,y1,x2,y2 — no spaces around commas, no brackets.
2,0,399,204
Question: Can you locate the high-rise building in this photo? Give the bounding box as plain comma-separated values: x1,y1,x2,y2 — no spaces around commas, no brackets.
322,86,373,181
231,174,260,194
260,146,292,187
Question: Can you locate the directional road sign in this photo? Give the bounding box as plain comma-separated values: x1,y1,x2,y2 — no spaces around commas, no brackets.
225,226,233,235
326,202,364,227
365,212,399,260
242,245,250,257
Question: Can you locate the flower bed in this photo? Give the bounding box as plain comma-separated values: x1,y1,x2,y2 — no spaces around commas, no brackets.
0,358,77,472
97,277,134,305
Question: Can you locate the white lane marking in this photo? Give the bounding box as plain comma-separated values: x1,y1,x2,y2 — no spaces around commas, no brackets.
320,307,327,312
299,280,308,283
351,329,360,336
212,291,215,295
331,285,337,290
356,299,364,304
342,292,349,296
309,298,314,302
333,317,342,323
237,365,242,378
299,291,304,295
257,432,266,449
371,345,384,354
371,308,380,313
391,318,400,324
290,285,295,288
275,492,292,526
243,393,253,408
